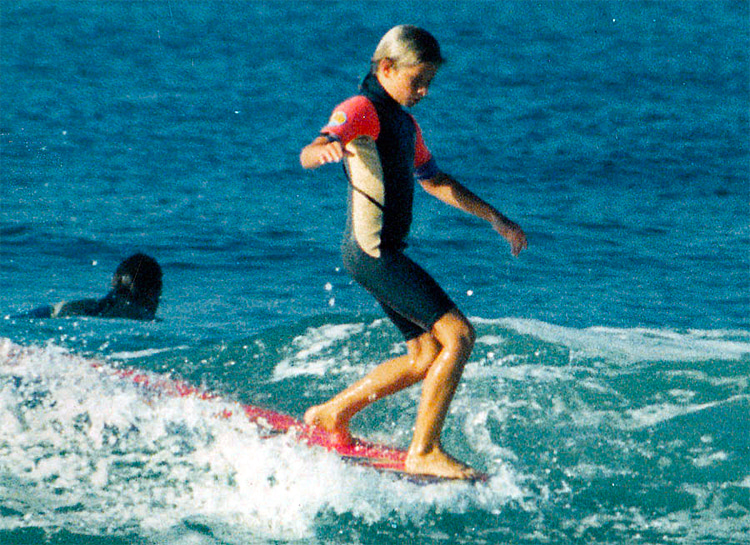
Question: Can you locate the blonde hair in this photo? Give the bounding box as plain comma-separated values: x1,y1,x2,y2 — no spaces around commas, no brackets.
371,25,445,73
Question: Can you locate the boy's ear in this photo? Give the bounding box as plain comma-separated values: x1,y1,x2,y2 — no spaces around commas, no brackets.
378,58,396,76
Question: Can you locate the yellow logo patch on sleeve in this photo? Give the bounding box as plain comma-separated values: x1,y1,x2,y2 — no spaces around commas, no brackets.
327,110,347,127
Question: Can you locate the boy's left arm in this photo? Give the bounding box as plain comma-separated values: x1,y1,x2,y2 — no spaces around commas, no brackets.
420,172,528,256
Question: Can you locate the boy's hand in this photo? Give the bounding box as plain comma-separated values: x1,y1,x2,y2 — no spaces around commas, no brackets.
316,140,349,165
300,137,351,169
492,216,528,257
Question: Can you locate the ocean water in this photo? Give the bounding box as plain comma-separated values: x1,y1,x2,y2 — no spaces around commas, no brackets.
1,1,748,543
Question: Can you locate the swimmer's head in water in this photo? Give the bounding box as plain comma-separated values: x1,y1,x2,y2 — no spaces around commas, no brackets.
112,253,163,313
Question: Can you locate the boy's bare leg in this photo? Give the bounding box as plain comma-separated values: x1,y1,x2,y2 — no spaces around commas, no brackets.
304,334,441,443
405,309,477,479
305,308,477,479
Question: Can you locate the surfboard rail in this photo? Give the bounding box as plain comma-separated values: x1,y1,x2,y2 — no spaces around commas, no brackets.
99,363,487,483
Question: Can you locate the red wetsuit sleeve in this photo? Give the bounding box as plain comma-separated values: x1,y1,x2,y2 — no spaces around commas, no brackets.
412,116,439,180
321,96,380,145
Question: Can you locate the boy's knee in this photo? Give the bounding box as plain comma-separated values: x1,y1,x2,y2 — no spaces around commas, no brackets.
408,334,441,377
453,320,475,353
434,310,475,354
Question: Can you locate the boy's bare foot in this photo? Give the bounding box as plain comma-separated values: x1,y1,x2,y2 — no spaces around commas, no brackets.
304,404,353,446
404,446,477,480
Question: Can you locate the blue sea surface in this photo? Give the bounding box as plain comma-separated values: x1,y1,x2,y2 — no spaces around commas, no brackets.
1,1,749,544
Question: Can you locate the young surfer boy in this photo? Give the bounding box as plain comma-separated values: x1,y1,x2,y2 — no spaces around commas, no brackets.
300,25,527,479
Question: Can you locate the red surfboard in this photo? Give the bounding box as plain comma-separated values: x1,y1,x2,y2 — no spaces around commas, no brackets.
103,364,488,484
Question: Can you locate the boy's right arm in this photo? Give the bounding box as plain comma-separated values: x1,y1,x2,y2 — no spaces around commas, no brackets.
301,96,377,170
300,136,350,169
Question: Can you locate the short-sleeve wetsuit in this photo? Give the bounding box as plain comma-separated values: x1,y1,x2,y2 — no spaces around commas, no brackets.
321,73,455,340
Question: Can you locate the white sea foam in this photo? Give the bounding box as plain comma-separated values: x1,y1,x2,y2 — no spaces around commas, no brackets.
480,318,750,364
623,396,748,429
0,338,527,542
110,346,190,359
271,323,367,381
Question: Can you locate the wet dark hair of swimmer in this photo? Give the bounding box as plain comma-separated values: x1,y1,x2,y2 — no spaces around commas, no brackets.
110,252,163,315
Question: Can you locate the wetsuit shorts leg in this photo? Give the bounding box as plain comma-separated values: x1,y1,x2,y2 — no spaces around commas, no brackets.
342,239,456,341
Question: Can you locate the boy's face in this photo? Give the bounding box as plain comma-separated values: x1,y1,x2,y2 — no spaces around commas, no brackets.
379,61,438,107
